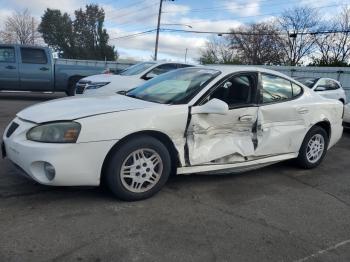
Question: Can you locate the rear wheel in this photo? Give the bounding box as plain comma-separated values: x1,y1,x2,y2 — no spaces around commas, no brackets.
65,77,81,96
296,126,329,169
105,136,171,201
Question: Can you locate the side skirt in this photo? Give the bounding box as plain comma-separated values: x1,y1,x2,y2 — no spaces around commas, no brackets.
176,153,298,175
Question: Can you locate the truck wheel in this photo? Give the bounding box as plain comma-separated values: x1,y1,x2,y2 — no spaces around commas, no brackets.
105,135,171,201
66,77,80,96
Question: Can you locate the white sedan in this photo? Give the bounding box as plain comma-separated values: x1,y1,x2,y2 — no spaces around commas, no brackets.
344,103,350,128
294,77,347,104
2,66,344,200
75,61,192,95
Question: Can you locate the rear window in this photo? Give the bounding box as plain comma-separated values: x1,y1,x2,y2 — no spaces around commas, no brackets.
295,77,318,88
0,47,15,63
20,48,48,64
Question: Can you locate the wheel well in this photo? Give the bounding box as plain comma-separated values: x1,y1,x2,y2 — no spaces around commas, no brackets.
68,75,83,87
339,98,345,104
100,131,181,184
313,121,331,139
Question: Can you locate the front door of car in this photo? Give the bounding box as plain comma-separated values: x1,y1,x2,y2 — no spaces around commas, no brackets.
254,73,307,156
186,73,259,166
0,46,19,90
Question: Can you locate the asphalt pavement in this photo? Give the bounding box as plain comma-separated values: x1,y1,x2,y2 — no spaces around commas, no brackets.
0,92,350,262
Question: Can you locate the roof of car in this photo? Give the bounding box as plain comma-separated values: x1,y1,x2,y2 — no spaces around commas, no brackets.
198,65,297,81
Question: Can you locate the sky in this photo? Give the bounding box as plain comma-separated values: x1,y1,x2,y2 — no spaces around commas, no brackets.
0,0,346,63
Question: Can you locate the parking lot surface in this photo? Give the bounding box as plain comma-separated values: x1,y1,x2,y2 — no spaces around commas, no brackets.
0,92,350,262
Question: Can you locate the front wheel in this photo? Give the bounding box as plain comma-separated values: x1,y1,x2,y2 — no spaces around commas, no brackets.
296,126,329,169
105,136,171,201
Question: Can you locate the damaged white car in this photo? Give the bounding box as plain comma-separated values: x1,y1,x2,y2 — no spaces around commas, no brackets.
2,66,344,200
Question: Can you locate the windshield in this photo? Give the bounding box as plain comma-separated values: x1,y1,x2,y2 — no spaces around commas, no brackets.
126,68,221,104
295,77,319,88
119,62,156,76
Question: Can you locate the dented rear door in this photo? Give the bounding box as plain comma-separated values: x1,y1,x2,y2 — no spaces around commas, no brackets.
254,73,307,156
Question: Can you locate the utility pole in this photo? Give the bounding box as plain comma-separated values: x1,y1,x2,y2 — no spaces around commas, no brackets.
184,48,188,63
154,0,163,61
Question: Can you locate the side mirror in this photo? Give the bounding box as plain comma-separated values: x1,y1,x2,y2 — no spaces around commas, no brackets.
192,98,229,115
143,72,158,80
315,85,327,91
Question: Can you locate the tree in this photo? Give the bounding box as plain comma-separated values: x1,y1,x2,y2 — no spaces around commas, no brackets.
38,9,76,58
73,4,115,60
312,6,350,66
278,7,320,65
228,22,286,65
0,9,40,44
199,36,240,64
39,4,116,60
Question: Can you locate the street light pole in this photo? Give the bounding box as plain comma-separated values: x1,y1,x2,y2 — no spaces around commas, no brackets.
154,0,163,61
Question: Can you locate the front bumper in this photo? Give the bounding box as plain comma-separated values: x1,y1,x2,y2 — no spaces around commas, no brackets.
3,118,118,186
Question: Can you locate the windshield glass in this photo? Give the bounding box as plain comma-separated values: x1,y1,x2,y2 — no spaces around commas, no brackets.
119,62,156,76
295,77,319,88
126,68,221,104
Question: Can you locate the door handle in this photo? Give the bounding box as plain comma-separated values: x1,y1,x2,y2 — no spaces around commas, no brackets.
39,67,49,71
239,115,254,122
5,65,16,69
297,107,309,114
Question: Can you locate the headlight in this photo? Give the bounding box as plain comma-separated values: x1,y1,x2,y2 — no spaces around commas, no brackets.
85,82,110,90
27,122,81,143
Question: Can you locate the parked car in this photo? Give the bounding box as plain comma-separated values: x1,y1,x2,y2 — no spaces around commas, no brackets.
0,44,121,96
343,103,350,128
2,66,343,200
294,77,347,104
75,61,192,95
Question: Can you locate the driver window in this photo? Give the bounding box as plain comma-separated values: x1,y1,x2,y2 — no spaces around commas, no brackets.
0,47,15,63
209,74,254,107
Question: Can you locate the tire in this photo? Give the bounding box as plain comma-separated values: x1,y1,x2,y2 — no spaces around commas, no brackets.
296,126,329,169
65,77,80,96
105,135,171,201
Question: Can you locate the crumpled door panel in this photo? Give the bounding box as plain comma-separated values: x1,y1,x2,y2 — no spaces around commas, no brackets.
187,107,258,165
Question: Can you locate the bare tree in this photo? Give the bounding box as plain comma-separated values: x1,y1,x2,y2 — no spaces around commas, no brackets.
228,22,286,65
278,7,319,65
313,6,350,66
1,9,40,44
199,36,239,64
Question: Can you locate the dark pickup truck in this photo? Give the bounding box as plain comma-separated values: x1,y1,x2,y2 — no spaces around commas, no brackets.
0,44,127,96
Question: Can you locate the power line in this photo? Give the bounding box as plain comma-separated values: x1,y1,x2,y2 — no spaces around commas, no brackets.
110,29,157,40
104,0,156,13
166,2,346,25
109,27,350,41
107,2,159,20
163,0,294,13
161,28,350,36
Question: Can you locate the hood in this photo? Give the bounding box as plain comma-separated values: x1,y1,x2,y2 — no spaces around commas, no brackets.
81,74,144,94
17,94,162,123
82,74,125,82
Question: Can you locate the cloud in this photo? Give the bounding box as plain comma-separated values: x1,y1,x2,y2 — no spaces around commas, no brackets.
6,0,85,17
103,2,190,28
223,0,261,16
110,28,207,61
176,18,242,32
